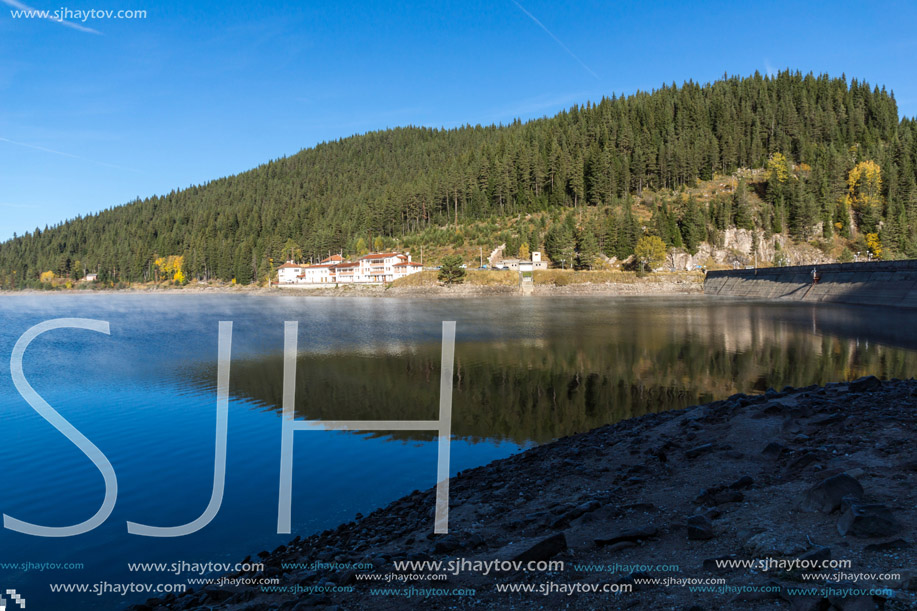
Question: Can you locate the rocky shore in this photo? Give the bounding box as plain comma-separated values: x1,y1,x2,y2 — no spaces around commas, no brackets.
134,377,916,611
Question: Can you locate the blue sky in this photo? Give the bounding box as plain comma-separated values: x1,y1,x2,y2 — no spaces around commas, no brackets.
1,0,916,241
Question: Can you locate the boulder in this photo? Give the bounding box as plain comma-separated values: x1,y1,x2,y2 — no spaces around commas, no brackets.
837,503,902,538
762,441,786,459
686,514,714,540
848,375,881,393
512,533,567,563
432,534,463,554
595,526,658,546
799,547,832,564
685,443,715,459
800,474,863,513
864,539,909,552
826,581,880,610
887,569,917,591
695,487,744,506
729,475,754,489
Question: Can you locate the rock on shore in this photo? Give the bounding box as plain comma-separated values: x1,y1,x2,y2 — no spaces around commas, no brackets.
134,377,917,610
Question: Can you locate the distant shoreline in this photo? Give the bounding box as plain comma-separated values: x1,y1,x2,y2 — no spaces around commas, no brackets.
0,271,705,298
0,281,703,298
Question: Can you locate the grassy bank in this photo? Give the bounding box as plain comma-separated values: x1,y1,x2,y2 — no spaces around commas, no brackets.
389,269,704,289
533,269,703,286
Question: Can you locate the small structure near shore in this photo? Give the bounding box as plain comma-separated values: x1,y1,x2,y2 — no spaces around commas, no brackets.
498,251,549,271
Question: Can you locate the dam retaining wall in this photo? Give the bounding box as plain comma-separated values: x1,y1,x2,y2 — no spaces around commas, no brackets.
704,260,917,308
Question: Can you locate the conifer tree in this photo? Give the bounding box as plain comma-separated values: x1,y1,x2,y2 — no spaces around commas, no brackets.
575,227,599,269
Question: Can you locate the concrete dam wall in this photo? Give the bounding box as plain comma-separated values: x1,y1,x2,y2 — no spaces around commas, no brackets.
704,260,917,308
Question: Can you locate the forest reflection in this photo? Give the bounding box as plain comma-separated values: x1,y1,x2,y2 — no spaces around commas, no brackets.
205,303,917,444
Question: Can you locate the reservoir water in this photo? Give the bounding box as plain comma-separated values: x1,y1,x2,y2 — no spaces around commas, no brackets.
1,294,915,609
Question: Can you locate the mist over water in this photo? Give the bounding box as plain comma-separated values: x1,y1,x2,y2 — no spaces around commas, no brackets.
0,295,915,609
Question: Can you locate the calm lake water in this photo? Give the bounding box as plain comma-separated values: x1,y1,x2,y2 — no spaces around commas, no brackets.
1,294,916,609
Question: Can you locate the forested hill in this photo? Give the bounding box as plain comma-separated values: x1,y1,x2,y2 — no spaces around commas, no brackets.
2,70,917,287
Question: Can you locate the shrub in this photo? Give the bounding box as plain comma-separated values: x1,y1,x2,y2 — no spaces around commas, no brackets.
438,254,465,284
634,236,667,271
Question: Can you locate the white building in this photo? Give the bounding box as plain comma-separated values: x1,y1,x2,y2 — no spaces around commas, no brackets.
356,252,420,283
276,252,423,285
276,262,307,284
499,251,548,271
392,260,424,280
302,264,335,283
333,261,360,283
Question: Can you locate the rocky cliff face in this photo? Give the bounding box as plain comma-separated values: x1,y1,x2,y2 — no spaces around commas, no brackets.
668,229,835,271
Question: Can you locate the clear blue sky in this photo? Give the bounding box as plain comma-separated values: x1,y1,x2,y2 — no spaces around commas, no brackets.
1,0,916,241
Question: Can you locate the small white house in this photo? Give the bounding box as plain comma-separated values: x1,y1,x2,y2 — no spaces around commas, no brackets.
302,264,335,283
334,262,359,283
499,252,548,271
84,273,98,282
392,260,424,280
276,262,307,284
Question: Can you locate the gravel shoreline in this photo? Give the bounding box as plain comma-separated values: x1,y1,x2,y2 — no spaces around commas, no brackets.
133,377,917,611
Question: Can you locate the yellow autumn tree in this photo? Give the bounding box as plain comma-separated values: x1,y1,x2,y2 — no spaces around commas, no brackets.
153,257,166,281
154,255,186,284
866,233,883,258
846,161,883,234
634,236,667,272
518,242,530,261
39,270,55,283
766,152,790,184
